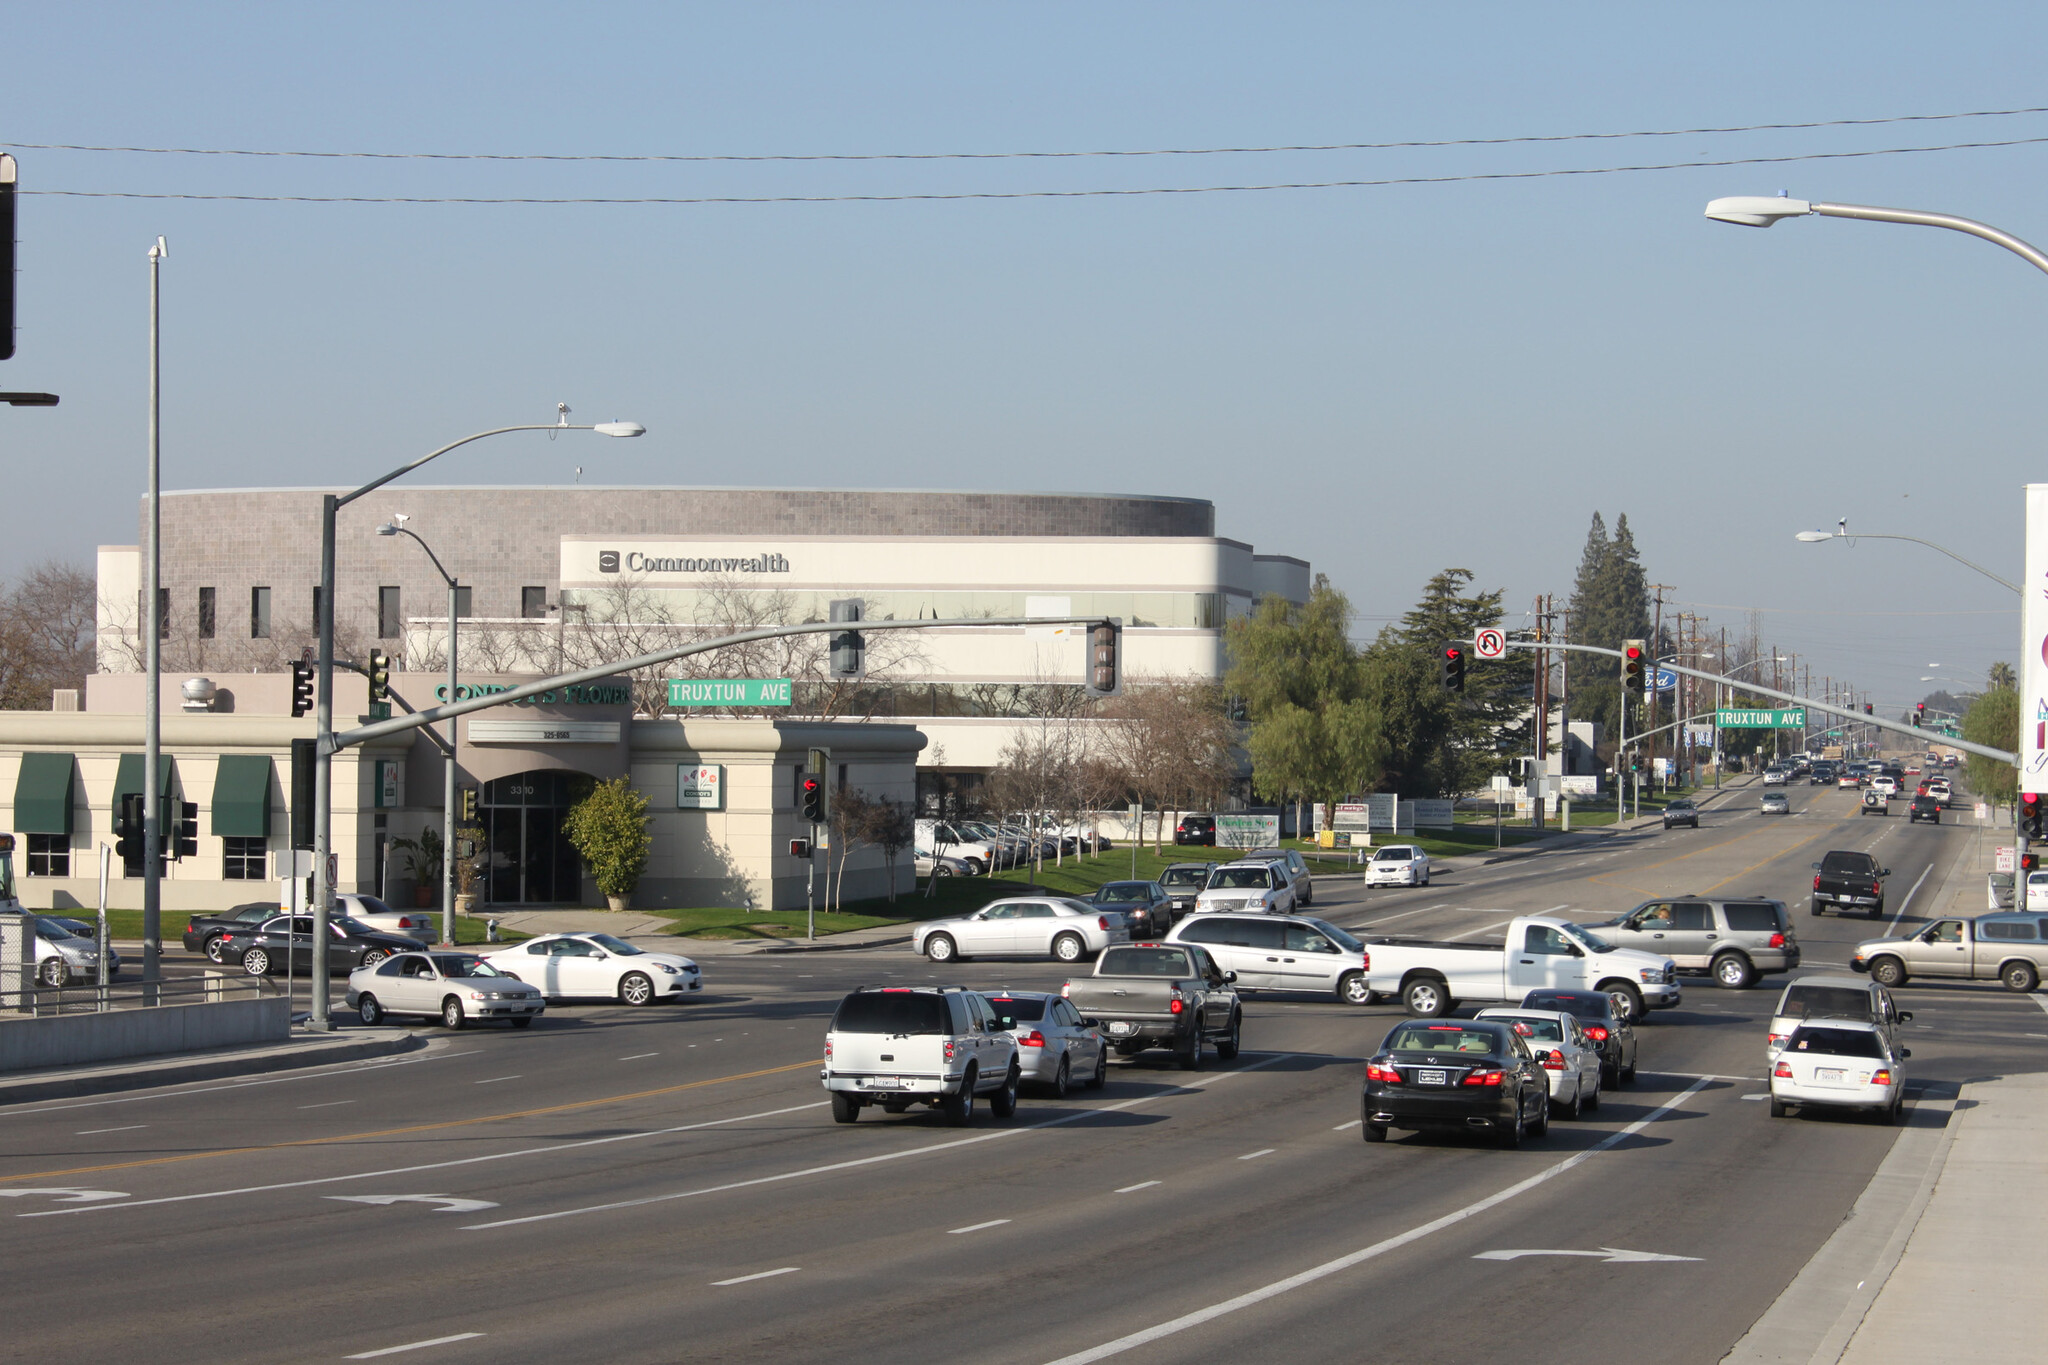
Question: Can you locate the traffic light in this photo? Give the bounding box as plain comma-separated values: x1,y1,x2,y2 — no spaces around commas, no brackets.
1440,644,1466,692
801,748,830,823
1864,702,1874,715
1621,639,1646,695
2022,852,2041,874
828,599,865,681
114,792,144,863
291,660,315,717
458,786,478,822
1085,620,1122,697
1913,702,1926,728
176,801,198,861
367,649,391,703
2023,792,2042,839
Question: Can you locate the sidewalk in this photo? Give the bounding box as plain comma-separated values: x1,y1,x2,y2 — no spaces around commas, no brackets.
0,1027,425,1105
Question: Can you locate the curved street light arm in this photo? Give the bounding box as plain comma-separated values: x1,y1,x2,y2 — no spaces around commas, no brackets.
384,523,456,589
337,423,577,511
1808,202,2048,279
1833,530,2020,594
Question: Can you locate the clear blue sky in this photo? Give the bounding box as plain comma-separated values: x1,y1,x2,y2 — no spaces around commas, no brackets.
5,2,2043,713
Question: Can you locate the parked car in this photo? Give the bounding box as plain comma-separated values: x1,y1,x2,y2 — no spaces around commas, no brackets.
347,951,545,1029
1851,912,2048,992
915,847,975,879
1157,862,1214,919
182,902,291,961
1573,896,1799,990
482,932,703,1005
1521,987,1639,1086
1192,860,1297,915
1364,844,1432,887
1360,1017,1551,1147
1062,942,1242,1068
1769,1020,1907,1123
913,819,998,875
218,914,420,977
18,917,114,987
1168,912,1374,1005
822,986,1020,1125
1764,974,1908,1062
1086,881,1175,938
1174,814,1216,846
1812,850,1890,918
1365,915,1679,1022
1663,798,1700,830
1474,1007,1603,1118
982,989,1107,1096
335,893,441,943
912,896,1129,964
1247,848,1315,907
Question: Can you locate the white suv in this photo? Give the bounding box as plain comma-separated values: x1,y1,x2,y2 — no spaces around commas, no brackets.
1248,847,1315,907
1762,767,1788,786
1194,860,1297,915
823,986,1021,1126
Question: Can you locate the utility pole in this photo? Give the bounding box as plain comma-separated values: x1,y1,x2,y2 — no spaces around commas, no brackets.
1716,626,1728,785
1647,585,1672,791
1557,605,1571,775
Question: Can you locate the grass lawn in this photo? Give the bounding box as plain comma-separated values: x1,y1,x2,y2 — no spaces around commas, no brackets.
650,906,921,940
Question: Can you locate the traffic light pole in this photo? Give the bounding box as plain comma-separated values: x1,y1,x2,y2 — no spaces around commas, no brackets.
141,236,166,1004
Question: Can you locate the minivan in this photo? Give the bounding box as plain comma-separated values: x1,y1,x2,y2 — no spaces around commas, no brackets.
1167,912,1371,1005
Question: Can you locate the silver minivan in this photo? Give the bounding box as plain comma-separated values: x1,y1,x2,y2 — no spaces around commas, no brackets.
1576,896,1799,989
1167,912,1370,1005
1765,974,1909,1061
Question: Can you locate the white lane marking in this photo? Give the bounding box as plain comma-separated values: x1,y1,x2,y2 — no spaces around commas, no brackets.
464,1054,1295,1231
1353,904,1450,929
327,1194,499,1213
620,1053,659,1060
1115,1181,1160,1194
1882,863,1936,934
76,1125,146,1135
1474,1246,1700,1263
0,1187,129,1203
1333,1120,1362,1131
1238,1149,1275,1161
1041,1078,1712,1365
949,1219,1012,1234
474,1076,521,1085
299,1101,355,1110
713,1267,800,1287
1741,1094,1768,1101
20,1101,830,1219
1447,918,1517,942
346,1331,486,1358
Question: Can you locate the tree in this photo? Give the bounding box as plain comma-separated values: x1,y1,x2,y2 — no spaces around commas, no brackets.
1381,568,1528,795
563,778,653,906
1963,686,2019,807
1564,512,1652,745
1988,661,2017,692
1095,674,1237,850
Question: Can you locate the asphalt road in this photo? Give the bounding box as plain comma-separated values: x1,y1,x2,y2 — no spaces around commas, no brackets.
5,780,2037,1365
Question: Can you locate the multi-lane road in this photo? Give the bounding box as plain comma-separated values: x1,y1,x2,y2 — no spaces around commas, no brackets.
5,780,2035,1364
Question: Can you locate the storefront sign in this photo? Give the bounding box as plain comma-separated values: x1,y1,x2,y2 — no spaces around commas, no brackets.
1215,814,1279,848
435,682,630,706
677,764,724,810
467,720,622,744
605,550,790,575
375,760,403,809
666,678,793,708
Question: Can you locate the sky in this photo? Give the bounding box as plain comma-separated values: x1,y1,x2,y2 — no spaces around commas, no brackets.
3,2,2044,716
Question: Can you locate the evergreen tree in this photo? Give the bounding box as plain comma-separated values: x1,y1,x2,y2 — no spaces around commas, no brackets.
1565,511,1652,745
1382,568,1528,793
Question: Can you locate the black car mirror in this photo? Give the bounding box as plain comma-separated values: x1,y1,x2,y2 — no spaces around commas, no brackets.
1810,863,1822,871
1566,944,1584,958
1901,1048,1912,1059
1084,1018,1100,1028
1225,971,1238,983
1882,868,1893,877
1898,1012,1913,1023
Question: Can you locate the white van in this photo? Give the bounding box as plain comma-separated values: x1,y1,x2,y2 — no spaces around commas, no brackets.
1167,912,1372,1005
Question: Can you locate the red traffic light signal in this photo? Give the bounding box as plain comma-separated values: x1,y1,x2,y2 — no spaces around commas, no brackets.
1440,645,1466,692
1620,639,1647,694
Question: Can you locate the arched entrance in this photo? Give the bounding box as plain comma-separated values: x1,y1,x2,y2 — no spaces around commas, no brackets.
481,771,588,904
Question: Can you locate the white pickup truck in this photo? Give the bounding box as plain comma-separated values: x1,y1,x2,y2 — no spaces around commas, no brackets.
1365,915,1680,1021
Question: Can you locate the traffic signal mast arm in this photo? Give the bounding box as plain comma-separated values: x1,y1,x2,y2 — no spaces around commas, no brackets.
1478,638,2018,766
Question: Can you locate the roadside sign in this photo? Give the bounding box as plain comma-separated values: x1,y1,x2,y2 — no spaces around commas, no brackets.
1716,707,1805,729
666,678,792,708
1653,668,1677,692
1997,845,2014,873
1473,628,1506,660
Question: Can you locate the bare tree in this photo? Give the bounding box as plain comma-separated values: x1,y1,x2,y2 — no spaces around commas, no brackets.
1096,674,1237,853
0,561,97,708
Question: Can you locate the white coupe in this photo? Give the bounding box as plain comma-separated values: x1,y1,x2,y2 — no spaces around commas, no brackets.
482,932,703,1006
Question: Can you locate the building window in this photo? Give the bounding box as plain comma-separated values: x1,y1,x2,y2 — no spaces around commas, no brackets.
312,585,324,629
138,588,170,639
453,586,473,619
25,834,69,878
222,836,268,880
251,586,272,639
522,587,548,619
379,586,402,639
198,587,216,640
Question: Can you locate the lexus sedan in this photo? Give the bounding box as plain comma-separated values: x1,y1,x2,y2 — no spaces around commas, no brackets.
1521,988,1638,1087
984,988,1108,1097
1362,1018,1551,1148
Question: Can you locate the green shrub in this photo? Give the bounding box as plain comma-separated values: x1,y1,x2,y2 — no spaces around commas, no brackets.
563,778,653,900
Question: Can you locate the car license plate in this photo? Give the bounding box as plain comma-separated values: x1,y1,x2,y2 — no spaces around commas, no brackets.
1415,1069,1448,1086
1816,1067,1844,1082
1108,1022,1135,1036
869,1077,905,1088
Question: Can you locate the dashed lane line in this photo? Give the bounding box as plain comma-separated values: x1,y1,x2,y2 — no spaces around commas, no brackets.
949,1219,1012,1234
712,1267,800,1287
1115,1182,1161,1194
345,1332,485,1359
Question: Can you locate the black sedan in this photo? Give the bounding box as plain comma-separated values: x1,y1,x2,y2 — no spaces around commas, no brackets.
217,914,419,977
1522,988,1638,1086
182,902,283,961
1088,880,1175,938
1361,1018,1551,1148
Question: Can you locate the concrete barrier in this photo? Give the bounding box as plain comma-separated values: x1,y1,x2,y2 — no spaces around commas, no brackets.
0,997,291,1072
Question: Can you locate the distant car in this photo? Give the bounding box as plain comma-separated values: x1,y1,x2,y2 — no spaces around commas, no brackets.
1087,880,1174,938
1837,771,1862,790
482,932,703,1005
1663,798,1700,830
347,951,544,1030
1364,844,1432,887
22,917,115,987
1762,767,1787,786
1247,848,1315,907
1907,794,1941,824
1769,1020,1907,1124
982,989,1107,1096
1174,814,1216,846
1944,755,1958,768
182,902,290,961
1521,988,1637,1087
335,893,442,944
1809,762,1836,786
912,897,1129,964
1760,791,1790,815
1765,974,1908,1061
1157,862,1214,919
1861,789,1890,816
1924,778,1954,806
1869,776,1899,799
915,847,975,879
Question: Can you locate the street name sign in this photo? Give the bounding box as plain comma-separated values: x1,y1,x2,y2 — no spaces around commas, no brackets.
666,678,793,708
1716,707,1805,729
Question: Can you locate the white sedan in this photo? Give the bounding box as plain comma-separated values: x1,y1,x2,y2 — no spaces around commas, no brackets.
913,897,1129,964
482,932,703,1006
347,951,544,1029
1769,1019,1906,1123
1476,1007,1603,1117
1363,845,1432,887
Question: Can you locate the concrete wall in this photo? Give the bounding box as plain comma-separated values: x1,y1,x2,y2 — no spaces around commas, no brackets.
0,996,290,1072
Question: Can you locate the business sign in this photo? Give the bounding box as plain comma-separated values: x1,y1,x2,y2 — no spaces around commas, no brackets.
666,678,793,708
1410,799,1455,829
603,550,790,576
467,720,622,744
2026,485,2048,782
1653,668,1678,692
1716,707,1806,729
374,760,403,809
677,764,724,810
1215,814,1279,849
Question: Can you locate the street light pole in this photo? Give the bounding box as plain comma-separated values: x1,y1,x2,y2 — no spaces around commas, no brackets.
308,412,643,1030
1793,525,2018,594
376,521,460,947
142,236,166,1003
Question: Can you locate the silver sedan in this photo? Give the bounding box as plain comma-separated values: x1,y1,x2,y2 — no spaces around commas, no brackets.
983,989,1108,1097
347,951,545,1030
913,897,1130,964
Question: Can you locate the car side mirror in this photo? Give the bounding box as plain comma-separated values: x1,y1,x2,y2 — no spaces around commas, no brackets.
1898,1012,1913,1023
1810,863,1822,871
1225,971,1238,983
1566,944,1584,958
1901,1048,1912,1059
1084,1018,1100,1028
592,951,608,960
1882,869,1893,878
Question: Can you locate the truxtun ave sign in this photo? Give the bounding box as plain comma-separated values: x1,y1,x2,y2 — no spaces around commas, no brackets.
666,678,793,708
1716,707,1806,729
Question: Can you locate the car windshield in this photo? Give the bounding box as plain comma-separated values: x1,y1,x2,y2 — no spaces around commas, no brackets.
1097,947,1195,977
1668,800,1693,810
333,916,376,936
1094,884,1148,902
1159,867,1208,888
431,955,504,978
1209,867,1271,889
585,934,644,956
1490,1015,1565,1042
34,917,77,940
1305,919,1363,952
831,992,952,1035
1570,928,1614,953
1371,848,1410,863
986,997,1047,1023
1385,1023,1500,1054
1787,1026,1884,1058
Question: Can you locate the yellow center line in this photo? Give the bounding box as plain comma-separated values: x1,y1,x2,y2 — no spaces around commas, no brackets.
0,1058,819,1185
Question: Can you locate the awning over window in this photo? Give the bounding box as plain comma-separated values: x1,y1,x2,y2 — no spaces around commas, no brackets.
113,752,177,806
211,755,273,838
13,752,76,836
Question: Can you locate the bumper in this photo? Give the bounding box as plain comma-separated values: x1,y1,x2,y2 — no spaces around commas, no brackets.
1772,1077,1899,1111
658,975,703,997
471,998,545,1017
1363,1085,1520,1133
1815,892,1882,910
1642,982,1683,1009
1848,958,1871,974
1015,1048,1064,1083
823,1070,964,1100
1099,1017,1186,1046
1364,870,1422,886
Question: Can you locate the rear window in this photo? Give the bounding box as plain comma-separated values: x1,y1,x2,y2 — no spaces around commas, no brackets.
1819,852,1880,876
1209,867,1273,889
831,992,952,1035
1787,1026,1884,1058
1495,1017,1565,1042
1098,947,1196,977
1778,984,1875,1022
985,997,1048,1022
1724,903,1785,933
1385,1023,1503,1054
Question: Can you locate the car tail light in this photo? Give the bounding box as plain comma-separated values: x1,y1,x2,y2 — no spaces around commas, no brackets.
1584,1025,1609,1042
1773,1061,1792,1078
1060,982,1072,998
944,1040,957,1062
823,1040,832,1059
1769,933,1786,949
1872,882,1882,897
1540,1050,1564,1070
1366,1062,1401,1084
1814,874,1822,890
1020,1030,1046,1048
1168,995,1185,1014
1872,1069,1893,1086
1768,1032,1789,1049
1099,916,1112,931
1462,1068,1504,1087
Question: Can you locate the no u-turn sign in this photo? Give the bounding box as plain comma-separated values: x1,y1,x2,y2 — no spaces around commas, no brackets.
1474,628,1507,660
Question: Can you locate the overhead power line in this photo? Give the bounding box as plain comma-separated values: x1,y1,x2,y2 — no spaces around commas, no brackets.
23,134,2048,205
8,104,2047,163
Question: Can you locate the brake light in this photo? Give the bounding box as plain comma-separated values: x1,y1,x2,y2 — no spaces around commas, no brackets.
1769,933,1786,949
823,1040,832,1059
1872,883,1882,897
1060,982,1072,998
1584,1025,1609,1042
1814,874,1822,890
1361,951,1370,971
944,1040,957,1062
1366,1062,1401,1084
1099,916,1111,931
1020,1030,1046,1048
1768,1032,1788,1049
1872,1069,1893,1086
1462,1068,1504,1087
1169,995,1185,1014
1773,1061,1792,1078
1540,1050,1564,1070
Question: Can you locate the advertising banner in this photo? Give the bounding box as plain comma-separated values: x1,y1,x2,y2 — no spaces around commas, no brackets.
1215,814,1279,849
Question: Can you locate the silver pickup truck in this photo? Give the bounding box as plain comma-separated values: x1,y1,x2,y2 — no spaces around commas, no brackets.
1850,911,2048,992
1063,943,1243,1070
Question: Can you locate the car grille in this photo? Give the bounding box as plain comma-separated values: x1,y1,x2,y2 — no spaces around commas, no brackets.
1205,898,1248,911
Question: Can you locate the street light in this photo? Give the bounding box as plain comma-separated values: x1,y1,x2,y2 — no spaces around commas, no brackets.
1792,522,2018,594
376,518,462,948
309,406,643,1030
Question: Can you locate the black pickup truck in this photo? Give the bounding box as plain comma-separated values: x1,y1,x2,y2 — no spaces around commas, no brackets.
1811,850,1891,919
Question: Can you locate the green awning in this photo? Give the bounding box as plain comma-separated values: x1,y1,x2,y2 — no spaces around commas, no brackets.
113,752,176,805
13,752,76,836
211,755,273,838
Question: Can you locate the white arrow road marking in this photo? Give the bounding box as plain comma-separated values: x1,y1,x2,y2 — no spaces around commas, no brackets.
1474,1247,1702,1263
0,1187,128,1203
327,1194,499,1214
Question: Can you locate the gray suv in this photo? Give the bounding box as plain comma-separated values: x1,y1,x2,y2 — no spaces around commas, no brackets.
1575,897,1798,990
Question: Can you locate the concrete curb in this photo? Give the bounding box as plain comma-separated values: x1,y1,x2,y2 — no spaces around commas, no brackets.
0,1030,427,1106
754,933,916,954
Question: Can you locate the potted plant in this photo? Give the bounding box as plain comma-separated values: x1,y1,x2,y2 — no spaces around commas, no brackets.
563,777,652,911
390,828,444,908
452,825,486,916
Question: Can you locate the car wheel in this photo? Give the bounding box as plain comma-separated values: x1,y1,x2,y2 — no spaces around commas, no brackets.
441,996,466,1030
1086,1045,1107,1089
242,947,271,976
1497,1103,1524,1150
1176,1025,1203,1071
1363,1122,1388,1143
1052,933,1085,963
1528,1089,1550,1138
1605,982,1644,1023
830,1091,860,1124
1583,1074,1601,1111
38,958,70,988
1769,1097,1789,1118
1402,977,1450,1018
1810,901,1825,917
1602,1061,1620,1089
1049,1055,1071,1100
1868,906,1883,919
942,1070,977,1126
1623,1051,1638,1084
989,1065,1020,1119
1217,1011,1242,1060
357,994,384,1026
2002,960,2039,993
925,933,957,964
619,972,655,1006
1885,1096,1904,1125
359,949,390,970
1869,956,1908,989
205,936,229,964
932,864,954,878
1338,971,1373,1007
1712,953,1756,990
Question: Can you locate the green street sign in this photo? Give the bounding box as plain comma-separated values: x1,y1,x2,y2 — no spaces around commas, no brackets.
1717,707,1806,729
667,678,792,708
